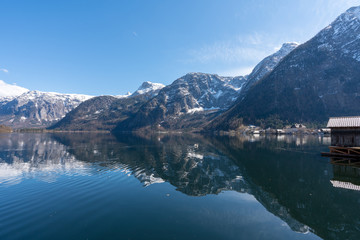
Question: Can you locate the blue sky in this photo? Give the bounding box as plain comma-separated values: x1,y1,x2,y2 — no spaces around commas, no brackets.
0,0,359,95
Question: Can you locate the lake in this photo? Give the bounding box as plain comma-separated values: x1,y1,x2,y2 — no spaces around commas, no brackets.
0,132,359,240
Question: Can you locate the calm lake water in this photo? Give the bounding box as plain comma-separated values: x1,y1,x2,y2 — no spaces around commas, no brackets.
0,132,359,240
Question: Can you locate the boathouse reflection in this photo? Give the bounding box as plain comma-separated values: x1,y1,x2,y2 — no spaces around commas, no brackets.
331,164,360,191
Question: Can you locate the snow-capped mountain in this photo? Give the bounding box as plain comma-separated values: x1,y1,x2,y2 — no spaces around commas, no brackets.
0,90,93,128
50,81,165,131
208,5,360,130
113,40,302,132
0,80,29,100
131,81,165,97
158,72,246,111
318,6,360,61
114,73,247,131
6,6,360,131
239,42,299,98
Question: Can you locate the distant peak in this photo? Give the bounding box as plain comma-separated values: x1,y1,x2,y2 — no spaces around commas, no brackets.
137,81,165,91
266,42,300,60
132,81,165,96
277,42,299,53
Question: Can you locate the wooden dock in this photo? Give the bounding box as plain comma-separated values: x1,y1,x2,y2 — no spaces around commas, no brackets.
322,146,360,166
322,146,360,158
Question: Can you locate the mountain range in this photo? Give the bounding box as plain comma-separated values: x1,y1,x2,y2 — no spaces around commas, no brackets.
52,40,297,132
0,89,92,128
0,6,359,131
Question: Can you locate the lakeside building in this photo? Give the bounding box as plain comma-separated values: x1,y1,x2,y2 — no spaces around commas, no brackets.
327,116,360,147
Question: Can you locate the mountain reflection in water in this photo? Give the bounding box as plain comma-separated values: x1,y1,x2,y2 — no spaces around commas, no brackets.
0,133,90,185
0,132,359,240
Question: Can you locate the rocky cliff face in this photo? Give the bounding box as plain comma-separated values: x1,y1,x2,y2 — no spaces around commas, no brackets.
114,73,247,131
208,6,360,130
0,91,92,128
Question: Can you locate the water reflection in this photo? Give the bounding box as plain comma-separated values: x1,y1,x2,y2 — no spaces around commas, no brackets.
52,133,248,196
1,132,359,239
212,135,360,240
331,164,360,191
0,133,89,185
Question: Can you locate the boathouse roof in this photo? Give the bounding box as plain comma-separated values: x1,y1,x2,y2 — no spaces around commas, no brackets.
327,116,360,128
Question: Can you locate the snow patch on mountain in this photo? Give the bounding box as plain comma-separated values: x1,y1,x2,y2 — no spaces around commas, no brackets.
187,107,204,114
115,92,132,98
318,5,360,61
14,90,93,106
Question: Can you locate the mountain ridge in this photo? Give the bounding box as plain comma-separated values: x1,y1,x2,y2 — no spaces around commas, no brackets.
49,81,165,131
0,90,93,128
113,72,248,131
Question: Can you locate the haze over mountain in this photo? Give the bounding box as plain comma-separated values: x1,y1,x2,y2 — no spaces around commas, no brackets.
208,6,360,130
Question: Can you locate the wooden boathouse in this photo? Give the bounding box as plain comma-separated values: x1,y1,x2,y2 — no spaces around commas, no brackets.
327,116,360,147
322,116,360,165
